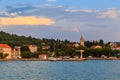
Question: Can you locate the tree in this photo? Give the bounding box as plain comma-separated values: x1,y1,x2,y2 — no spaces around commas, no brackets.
102,46,113,58
85,40,92,48
76,45,87,51
99,40,104,47
87,48,102,57
21,51,32,58
21,46,30,52
92,40,98,45
113,50,120,57
0,53,9,59
57,50,65,56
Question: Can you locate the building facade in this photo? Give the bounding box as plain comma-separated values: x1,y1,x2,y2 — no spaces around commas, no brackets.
12,46,21,59
39,54,47,60
0,44,12,59
28,45,38,53
109,42,117,48
42,45,50,50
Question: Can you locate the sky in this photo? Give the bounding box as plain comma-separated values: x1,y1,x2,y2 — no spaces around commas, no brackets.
0,0,120,42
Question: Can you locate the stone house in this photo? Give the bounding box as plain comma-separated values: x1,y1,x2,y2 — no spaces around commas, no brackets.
28,45,38,53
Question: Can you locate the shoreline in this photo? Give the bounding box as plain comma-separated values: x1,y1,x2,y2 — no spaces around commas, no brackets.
0,58,120,61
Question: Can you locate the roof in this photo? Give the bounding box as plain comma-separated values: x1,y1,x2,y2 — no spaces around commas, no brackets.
91,45,102,48
116,46,120,48
0,44,11,48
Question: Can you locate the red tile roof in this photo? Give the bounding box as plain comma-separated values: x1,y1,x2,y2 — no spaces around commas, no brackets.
0,44,11,48
116,46,120,48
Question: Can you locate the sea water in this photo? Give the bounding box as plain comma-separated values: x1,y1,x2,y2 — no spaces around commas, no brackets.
0,60,120,80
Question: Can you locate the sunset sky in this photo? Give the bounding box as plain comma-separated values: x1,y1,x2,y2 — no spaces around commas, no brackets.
0,0,120,42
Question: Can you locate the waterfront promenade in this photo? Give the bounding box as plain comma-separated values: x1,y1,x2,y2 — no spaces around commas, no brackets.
0,57,119,61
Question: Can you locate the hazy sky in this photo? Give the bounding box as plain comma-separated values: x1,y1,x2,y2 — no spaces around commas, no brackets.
0,0,120,42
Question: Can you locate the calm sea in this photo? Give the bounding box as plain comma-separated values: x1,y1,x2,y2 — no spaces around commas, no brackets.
0,60,120,80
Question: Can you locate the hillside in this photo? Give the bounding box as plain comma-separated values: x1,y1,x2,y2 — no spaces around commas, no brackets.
0,31,58,47
0,31,107,48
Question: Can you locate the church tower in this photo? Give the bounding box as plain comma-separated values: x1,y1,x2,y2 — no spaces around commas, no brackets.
80,35,85,46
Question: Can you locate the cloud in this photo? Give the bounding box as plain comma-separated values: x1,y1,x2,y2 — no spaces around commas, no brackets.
0,16,54,26
5,12,18,16
1,4,120,41
47,0,56,2
71,28,80,32
65,8,93,13
3,5,120,28
98,9,119,19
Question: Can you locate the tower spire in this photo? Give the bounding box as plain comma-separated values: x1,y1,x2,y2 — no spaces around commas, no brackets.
80,35,85,46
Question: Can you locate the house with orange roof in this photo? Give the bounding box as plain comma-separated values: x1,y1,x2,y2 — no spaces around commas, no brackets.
113,46,120,50
91,45,102,49
0,44,12,59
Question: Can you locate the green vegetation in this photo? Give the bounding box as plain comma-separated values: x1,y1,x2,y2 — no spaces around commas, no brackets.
0,53,8,59
0,31,42,47
0,31,120,58
21,51,39,58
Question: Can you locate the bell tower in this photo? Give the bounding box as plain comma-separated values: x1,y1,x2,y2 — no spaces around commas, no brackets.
80,35,85,46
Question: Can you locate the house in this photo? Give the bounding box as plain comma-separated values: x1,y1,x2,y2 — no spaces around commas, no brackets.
67,43,79,48
91,45,102,49
28,45,38,53
41,42,46,45
12,46,21,59
112,46,120,50
42,45,50,50
41,42,50,50
67,43,75,48
109,42,117,48
39,54,47,60
109,42,120,50
74,43,79,48
0,44,12,59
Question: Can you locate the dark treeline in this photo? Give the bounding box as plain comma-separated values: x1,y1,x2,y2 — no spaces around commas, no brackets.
0,31,42,47
85,40,104,48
